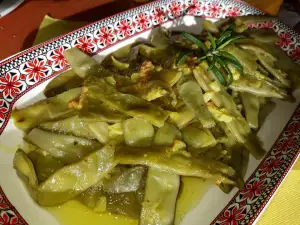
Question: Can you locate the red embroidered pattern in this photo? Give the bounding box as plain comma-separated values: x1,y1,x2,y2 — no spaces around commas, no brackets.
0,189,27,225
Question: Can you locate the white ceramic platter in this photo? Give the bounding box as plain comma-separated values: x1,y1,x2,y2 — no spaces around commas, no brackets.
0,0,300,224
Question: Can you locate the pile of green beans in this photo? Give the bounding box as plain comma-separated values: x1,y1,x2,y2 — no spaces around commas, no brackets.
12,15,300,225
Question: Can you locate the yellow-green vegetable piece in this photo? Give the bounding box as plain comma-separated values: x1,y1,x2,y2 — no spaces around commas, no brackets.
114,74,134,87
38,142,117,204
111,56,130,70
124,118,154,147
94,196,107,213
193,67,211,92
131,73,141,84
77,182,105,210
219,145,250,193
77,165,146,218
112,44,133,58
119,80,174,103
28,149,65,183
238,44,277,62
12,88,81,131
39,115,95,139
116,145,235,184
85,77,169,127
218,129,250,192
139,45,166,62
14,149,39,187
148,27,170,49
203,20,220,34
229,78,284,98
108,123,124,144
238,44,290,87
107,192,142,219
234,15,276,26
24,128,102,164
79,94,128,123
248,30,279,43
151,69,182,87
240,92,260,129
178,77,215,128
220,121,264,160
103,165,146,194
22,140,39,154
266,43,300,88
63,48,114,79
88,122,109,144
14,143,117,206
225,45,257,75
257,54,290,88
215,87,242,117
207,104,234,123
199,144,227,160
104,76,117,87
169,106,195,129
193,64,262,158
44,69,83,98
140,168,180,225
182,126,217,149
153,122,181,146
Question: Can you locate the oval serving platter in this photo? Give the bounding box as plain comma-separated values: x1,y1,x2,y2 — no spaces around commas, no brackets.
0,0,300,225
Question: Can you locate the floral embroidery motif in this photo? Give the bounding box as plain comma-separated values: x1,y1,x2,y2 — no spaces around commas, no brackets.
94,26,117,49
0,71,25,102
73,35,97,54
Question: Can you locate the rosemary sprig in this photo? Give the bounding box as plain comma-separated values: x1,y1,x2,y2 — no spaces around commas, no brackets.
177,24,245,86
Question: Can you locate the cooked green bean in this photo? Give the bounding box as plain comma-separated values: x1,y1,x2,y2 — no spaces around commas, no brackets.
225,45,257,75
28,149,65,183
123,118,154,147
64,48,115,79
234,15,277,26
44,69,83,97
12,88,81,131
11,17,300,222
218,145,249,193
103,166,146,194
149,27,170,49
182,125,217,149
25,128,102,163
240,92,260,129
79,94,128,123
169,106,195,129
84,77,169,127
106,192,142,218
203,21,220,34
140,168,180,225
229,78,285,98
178,77,215,128
139,44,167,62
151,69,182,87
116,144,235,184
77,183,105,211
111,56,130,70
154,122,181,146
88,122,109,144
14,143,116,206
119,80,174,102
39,115,95,139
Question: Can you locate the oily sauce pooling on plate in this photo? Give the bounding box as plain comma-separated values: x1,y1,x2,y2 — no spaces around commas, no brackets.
11,16,300,225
